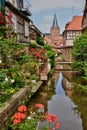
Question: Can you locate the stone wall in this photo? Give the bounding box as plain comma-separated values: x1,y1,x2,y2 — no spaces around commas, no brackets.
0,81,43,129
0,85,31,129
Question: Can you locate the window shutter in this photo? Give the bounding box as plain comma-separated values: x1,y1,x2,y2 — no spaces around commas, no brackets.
0,0,5,8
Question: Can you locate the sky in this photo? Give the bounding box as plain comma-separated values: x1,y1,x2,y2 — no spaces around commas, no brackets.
29,0,85,34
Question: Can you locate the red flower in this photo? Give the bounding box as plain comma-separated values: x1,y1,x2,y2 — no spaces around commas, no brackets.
13,118,21,125
42,48,47,53
34,51,42,58
55,122,61,129
49,128,52,130
46,114,58,122
18,105,27,113
35,103,44,109
0,13,3,18
0,20,6,24
30,48,35,52
13,106,27,125
30,47,47,60
13,112,26,120
7,13,12,19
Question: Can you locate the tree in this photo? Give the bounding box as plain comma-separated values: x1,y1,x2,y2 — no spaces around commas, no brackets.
72,30,87,78
44,45,56,69
36,36,45,46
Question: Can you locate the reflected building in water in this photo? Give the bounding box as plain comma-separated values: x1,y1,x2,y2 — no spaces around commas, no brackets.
62,73,73,97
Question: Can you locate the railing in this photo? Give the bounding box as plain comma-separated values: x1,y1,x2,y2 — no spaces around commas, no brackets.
22,0,31,16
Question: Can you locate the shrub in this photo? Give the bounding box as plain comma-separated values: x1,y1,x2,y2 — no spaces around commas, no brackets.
30,74,38,80
72,30,87,78
36,36,45,46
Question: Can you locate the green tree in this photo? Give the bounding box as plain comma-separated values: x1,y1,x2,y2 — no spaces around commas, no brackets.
44,45,56,69
72,31,87,78
36,36,45,46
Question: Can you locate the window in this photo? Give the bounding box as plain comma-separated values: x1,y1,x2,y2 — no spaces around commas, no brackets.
17,0,23,9
24,21,29,37
12,14,17,32
14,0,17,7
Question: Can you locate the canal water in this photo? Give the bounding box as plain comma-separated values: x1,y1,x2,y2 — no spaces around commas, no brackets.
27,71,87,130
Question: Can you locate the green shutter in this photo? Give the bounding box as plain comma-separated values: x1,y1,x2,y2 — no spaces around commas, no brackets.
0,0,5,8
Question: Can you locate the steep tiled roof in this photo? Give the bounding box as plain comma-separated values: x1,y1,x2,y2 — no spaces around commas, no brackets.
66,16,83,31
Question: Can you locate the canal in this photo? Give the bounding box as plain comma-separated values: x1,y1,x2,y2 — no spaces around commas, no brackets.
27,71,87,130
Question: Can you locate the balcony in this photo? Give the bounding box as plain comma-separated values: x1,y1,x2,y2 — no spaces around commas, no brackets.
21,0,32,16
6,0,31,16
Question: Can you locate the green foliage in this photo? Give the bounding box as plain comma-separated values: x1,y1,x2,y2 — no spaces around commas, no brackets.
47,51,56,68
83,61,87,80
72,31,87,78
30,74,38,80
36,36,45,46
0,14,29,105
44,45,56,69
44,45,52,51
15,119,37,130
30,42,38,48
73,84,87,96
42,126,49,130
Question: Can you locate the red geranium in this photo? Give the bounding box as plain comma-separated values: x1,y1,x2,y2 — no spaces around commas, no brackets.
13,105,27,125
55,122,61,129
35,103,44,109
30,47,47,60
13,112,26,125
0,13,3,18
13,118,21,125
18,105,27,113
49,128,52,130
47,114,57,123
13,112,26,120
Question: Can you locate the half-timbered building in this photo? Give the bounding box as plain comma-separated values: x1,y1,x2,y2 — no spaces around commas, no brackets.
29,22,44,43
0,0,44,45
63,16,83,62
5,0,31,44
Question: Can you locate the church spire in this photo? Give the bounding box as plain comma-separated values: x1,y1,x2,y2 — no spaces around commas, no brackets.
52,14,58,27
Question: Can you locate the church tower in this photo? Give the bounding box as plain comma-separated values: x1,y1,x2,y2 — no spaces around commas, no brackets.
50,14,60,36
50,14,60,45
45,14,63,48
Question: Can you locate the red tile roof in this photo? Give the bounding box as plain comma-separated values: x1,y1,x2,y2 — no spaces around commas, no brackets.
66,16,83,31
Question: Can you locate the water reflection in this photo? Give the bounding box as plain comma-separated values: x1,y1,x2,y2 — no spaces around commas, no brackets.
62,73,73,97
48,72,82,130
28,71,86,130
55,72,65,94
62,71,87,130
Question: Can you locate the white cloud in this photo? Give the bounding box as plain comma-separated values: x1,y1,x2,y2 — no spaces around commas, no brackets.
39,15,54,33
35,22,51,33
30,0,85,33
30,0,85,13
43,15,53,23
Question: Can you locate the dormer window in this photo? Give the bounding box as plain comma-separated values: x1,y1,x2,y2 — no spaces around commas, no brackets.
16,0,23,9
